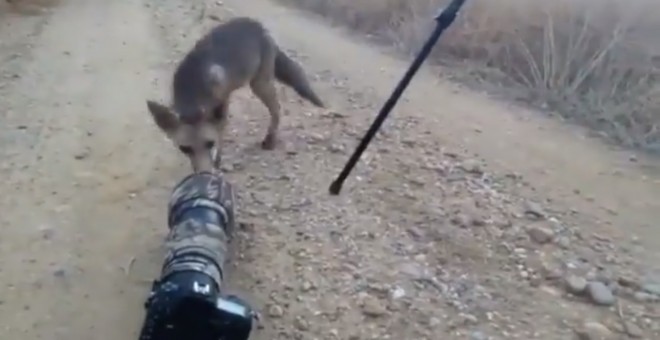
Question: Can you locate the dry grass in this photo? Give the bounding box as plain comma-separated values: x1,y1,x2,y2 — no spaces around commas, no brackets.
278,0,660,152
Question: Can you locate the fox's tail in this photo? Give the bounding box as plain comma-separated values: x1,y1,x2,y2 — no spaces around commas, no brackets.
274,49,324,108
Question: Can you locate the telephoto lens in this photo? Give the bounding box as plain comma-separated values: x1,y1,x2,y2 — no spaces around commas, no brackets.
164,170,236,293
138,171,254,340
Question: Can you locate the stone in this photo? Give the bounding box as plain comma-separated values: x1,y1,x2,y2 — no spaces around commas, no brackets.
391,286,406,299
301,280,314,292
575,321,614,340
641,283,660,296
328,143,345,153
74,151,89,160
586,282,615,306
527,224,554,244
633,291,659,303
460,159,484,174
460,313,479,325
267,304,284,318
565,275,588,295
524,201,546,219
623,321,643,338
556,236,571,249
293,316,309,331
451,213,471,228
361,295,388,317
470,331,487,340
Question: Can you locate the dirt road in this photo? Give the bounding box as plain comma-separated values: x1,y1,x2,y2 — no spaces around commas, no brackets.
1,0,659,339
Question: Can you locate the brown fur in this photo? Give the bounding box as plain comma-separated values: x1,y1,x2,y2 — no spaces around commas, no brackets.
147,17,324,173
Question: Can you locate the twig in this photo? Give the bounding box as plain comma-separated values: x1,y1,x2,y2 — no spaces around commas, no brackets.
124,256,136,276
197,2,207,22
617,301,635,334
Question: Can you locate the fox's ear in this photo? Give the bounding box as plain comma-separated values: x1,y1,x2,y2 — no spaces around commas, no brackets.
207,64,226,86
207,64,228,99
147,100,179,134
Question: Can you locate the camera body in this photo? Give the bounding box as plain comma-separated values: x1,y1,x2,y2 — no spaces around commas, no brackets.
138,172,254,340
138,271,253,340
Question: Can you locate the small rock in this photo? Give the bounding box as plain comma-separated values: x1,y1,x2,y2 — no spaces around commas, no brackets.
641,283,660,296
293,316,308,331
470,331,487,340
539,261,563,281
586,281,616,306
391,287,406,299
633,291,659,303
284,143,298,155
524,201,546,220
527,224,554,244
74,151,89,160
400,262,425,278
401,139,416,148
39,225,55,240
617,276,641,289
575,321,614,340
565,275,588,295
307,133,325,144
460,159,483,174
301,280,314,292
529,274,544,287
607,281,620,294
220,162,234,172
539,285,563,297
328,143,345,153
360,295,388,317
471,216,486,227
451,214,471,228
623,321,643,338
323,110,346,118
460,313,478,325
267,304,284,318
556,237,571,249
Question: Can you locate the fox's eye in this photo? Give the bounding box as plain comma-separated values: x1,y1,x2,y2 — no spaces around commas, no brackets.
179,145,193,154
204,140,215,149
212,108,224,120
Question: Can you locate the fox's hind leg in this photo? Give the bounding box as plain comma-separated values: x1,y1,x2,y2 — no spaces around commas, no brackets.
250,75,281,150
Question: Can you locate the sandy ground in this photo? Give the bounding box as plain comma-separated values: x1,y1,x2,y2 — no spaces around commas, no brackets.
1,0,659,339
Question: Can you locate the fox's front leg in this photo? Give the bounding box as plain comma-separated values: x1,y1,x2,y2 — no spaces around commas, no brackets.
211,103,229,168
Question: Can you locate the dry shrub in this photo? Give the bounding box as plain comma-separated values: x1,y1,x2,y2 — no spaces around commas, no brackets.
278,0,660,152
1,0,60,16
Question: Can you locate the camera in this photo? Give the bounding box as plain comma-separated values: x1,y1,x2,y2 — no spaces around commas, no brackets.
138,172,254,340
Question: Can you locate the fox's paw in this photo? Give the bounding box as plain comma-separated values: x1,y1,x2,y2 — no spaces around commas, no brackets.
261,134,278,150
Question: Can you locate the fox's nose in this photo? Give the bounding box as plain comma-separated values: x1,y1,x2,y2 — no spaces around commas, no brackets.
191,157,215,174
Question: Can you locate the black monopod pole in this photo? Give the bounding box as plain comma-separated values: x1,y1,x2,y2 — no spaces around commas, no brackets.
329,0,468,195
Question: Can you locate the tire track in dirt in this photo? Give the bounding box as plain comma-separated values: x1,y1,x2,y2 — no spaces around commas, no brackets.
0,0,182,338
